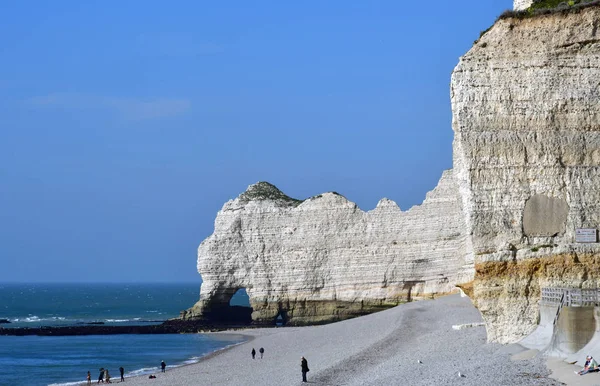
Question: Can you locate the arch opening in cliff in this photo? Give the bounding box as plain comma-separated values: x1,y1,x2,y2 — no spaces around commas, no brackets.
229,288,251,308
275,310,288,326
195,287,253,325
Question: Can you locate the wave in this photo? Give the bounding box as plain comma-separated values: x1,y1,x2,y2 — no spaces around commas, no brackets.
46,338,248,386
103,318,164,323
8,316,164,325
127,340,248,377
11,316,68,323
125,366,159,377
48,381,85,386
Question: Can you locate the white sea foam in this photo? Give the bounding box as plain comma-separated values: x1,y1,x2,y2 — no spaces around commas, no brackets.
48,381,85,386
126,367,159,377
12,316,68,323
105,319,130,323
127,343,247,378
48,338,248,386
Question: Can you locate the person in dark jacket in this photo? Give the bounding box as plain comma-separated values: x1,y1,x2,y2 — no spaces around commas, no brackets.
161,360,166,373
251,348,256,359
259,347,264,359
97,368,104,383
301,356,309,382
119,367,125,382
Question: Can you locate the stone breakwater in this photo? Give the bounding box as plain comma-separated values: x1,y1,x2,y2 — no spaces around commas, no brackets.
452,6,600,343
186,172,472,326
187,5,600,343
0,319,249,336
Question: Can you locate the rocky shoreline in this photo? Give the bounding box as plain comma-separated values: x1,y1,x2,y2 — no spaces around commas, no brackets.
0,319,258,336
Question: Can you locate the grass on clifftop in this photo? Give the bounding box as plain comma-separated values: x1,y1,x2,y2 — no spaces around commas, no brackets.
239,181,303,206
498,0,600,20
475,0,600,44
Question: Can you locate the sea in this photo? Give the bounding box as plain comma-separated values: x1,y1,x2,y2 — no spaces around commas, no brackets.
0,283,250,386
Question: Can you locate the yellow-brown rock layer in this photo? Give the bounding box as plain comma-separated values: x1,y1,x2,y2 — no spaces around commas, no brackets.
474,253,600,343
452,5,600,343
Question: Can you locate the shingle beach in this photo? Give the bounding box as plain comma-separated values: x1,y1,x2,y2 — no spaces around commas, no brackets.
99,294,571,386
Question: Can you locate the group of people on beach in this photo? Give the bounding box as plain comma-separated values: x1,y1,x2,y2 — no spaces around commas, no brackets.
88,367,124,384
89,360,166,383
250,347,310,382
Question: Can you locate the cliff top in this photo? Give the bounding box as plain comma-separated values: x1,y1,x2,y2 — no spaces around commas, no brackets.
238,182,303,206
501,0,600,20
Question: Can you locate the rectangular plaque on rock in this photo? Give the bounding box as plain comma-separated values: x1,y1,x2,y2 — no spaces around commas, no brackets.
575,228,597,243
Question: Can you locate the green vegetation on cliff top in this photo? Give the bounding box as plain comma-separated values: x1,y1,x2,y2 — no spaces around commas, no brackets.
239,182,303,206
238,182,346,207
499,0,600,20
475,0,600,44
530,0,586,11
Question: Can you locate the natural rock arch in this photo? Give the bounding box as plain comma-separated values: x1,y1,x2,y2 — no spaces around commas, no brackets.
186,174,472,326
195,286,253,325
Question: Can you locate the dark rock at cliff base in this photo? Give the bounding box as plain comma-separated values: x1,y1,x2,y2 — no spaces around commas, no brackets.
0,318,254,336
0,319,10,324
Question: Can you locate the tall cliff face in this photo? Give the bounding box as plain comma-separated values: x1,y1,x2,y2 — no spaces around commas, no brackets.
188,172,472,325
451,6,600,343
187,5,600,341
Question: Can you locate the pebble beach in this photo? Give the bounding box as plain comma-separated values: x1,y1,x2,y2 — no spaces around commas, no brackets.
117,294,562,386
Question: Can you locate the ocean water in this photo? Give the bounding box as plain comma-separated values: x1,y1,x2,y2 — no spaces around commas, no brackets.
0,283,249,386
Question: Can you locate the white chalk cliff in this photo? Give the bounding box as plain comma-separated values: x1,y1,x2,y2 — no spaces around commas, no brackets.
452,5,600,343
187,172,472,325
187,4,600,343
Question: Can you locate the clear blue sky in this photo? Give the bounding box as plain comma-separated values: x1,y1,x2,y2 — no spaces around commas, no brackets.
0,0,512,283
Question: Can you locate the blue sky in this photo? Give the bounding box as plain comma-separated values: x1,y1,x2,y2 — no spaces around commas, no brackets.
0,0,512,283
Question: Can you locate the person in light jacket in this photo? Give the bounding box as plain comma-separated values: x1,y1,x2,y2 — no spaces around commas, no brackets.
576,355,599,375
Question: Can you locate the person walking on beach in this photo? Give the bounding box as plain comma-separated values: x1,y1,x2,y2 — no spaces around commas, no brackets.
161,360,166,373
301,356,309,382
87,371,91,385
98,368,105,383
105,369,111,384
259,347,264,359
119,367,124,382
251,348,256,359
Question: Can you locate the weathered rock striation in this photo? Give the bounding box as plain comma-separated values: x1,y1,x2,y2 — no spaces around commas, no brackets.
187,4,600,343
186,172,472,325
452,5,600,343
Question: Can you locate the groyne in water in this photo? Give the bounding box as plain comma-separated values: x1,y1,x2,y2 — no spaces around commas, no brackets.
0,318,259,336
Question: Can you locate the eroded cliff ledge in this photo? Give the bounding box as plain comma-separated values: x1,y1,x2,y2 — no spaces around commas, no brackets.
452,5,600,343
186,172,472,325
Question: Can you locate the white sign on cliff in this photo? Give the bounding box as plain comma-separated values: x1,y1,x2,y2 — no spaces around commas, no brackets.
575,228,597,243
